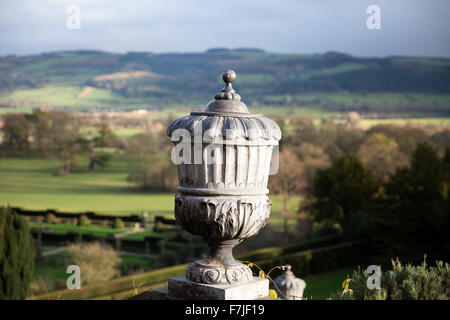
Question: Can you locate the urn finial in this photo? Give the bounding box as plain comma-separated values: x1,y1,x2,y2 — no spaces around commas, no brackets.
214,70,241,101
191,70,251,115
222,70,236,84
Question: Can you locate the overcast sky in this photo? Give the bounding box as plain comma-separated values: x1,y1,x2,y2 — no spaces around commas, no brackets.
1,0,450,57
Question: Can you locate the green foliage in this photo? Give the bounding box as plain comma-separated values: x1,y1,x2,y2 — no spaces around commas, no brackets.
312,155,378,238
32,239,358,300
114,218,125,229
79,215,91,227
370,142,450,262
331,258,450,300
1,113,32,149
0,206,35,299
312,142,450,262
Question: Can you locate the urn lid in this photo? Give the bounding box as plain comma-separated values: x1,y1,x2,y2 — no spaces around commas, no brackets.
191,70,256,117
167,70,281,144
273,265,306,297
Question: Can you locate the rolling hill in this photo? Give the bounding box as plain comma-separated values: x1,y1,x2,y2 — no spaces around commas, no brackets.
1,48,449,116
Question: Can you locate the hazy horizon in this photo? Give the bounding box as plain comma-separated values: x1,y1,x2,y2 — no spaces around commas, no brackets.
4,47,450,60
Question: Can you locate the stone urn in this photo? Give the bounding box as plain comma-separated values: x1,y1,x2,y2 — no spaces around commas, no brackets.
167,70,281,289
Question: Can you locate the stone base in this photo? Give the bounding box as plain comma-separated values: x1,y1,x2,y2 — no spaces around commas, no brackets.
167,276,269,300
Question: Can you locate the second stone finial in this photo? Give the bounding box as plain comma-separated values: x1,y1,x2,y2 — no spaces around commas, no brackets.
273,265,307,300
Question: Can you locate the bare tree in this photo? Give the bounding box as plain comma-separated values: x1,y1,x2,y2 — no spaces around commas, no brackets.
52,112,81,175
269,148,308,242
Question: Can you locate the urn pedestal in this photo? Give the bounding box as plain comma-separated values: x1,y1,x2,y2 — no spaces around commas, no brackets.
165,70,281,300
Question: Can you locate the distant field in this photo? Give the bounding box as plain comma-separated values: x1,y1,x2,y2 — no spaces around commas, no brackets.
2,85,449,122
0,154,174,216
0,154,301,232
359,117,450,127
0,85,125,113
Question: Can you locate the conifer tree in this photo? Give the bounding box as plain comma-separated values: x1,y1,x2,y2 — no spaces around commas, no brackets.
0,207,35,299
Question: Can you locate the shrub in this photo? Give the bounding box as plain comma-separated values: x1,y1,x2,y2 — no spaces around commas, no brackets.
29,275,54,296
154,221,165,232
114,218,125,229
35,216,44,223
46,213,59,224
67,242,121,285
78,215,91,226
155,251,178,268
331,257,450,300
0,206,35,299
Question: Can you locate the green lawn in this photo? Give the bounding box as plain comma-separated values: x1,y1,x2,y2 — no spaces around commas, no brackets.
302,266,356,300
121,230,168,240
0,154,301,231
0,154,174,216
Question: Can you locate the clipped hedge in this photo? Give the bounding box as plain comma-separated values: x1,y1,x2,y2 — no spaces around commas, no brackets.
31,238,363,300
251,241,367,279
238,235,341,262
154,215,177,226
29,229,162,250
12,207,143,224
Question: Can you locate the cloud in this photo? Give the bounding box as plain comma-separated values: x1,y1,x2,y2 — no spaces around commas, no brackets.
1,0,449,57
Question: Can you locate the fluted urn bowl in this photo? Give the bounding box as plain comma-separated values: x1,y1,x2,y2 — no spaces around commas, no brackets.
167,70,281,285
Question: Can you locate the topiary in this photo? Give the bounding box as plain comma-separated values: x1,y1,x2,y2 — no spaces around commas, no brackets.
0,206,36,299
114,218,125,229
154,221,165,232
46,213,59,224
79,215,91,226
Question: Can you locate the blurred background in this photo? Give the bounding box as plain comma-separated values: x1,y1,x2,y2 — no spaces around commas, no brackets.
0,0,449,300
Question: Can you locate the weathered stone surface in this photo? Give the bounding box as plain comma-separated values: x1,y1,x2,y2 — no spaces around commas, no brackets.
174,195,271,240
166,70,282,289
185,259,253,285
168,276,269,300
